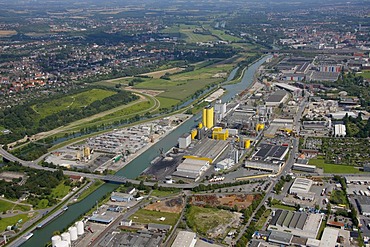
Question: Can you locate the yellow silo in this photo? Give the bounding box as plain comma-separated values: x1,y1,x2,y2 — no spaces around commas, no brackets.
191,129,198,139
244,139,251,149
256,123,265,131
202,108,207,128
198,122,203,129
206,107,214,129
83,146,90,158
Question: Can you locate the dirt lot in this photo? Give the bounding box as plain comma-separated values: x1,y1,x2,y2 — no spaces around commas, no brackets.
190,194,259,210
0,30,17,37
144,197,184,213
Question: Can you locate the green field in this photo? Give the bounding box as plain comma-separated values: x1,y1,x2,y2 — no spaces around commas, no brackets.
32,89,116,118
256,209,271,230
0,200,15,213
51,183,71,199
36,199,49,209
186,205,234,236
151,189,181,198
129,209,179,226
133,64,233,101
271,204,296,211
308,158,361,174
156,97,180,110
0,214,33,232
162,24,217,43
13,204,31,212
330,190,349,207
359,70,370,79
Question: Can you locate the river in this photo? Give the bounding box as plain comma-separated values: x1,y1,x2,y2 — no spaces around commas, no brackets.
20,55,270,247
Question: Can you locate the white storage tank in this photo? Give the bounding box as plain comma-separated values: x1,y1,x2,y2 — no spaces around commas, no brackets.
55,240,69,247
76,221,84,235
51,235,61,247
61,232,71,246
69,226,78,241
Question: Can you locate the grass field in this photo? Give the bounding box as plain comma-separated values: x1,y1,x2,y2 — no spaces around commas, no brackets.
32,89,116,118
0,214,33,232
308,158,361,174
151,189,180,198
0,200,15,213
256,209,271,230
162,24,217,43
129,209,179,226
13,204,31,212
359,70,370,79
51,183,71,199
133,64,233,101
330,190,348,207
156,97,180,109
186,206,234,235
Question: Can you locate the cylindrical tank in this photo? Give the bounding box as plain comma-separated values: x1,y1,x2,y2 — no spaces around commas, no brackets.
55,240,69,247
61,232,71,246
51,235,61,247
206,107,214,128
76,221,84,235
202,108,207,128
69,226,78,241
244,139,251,149
191,129,197,139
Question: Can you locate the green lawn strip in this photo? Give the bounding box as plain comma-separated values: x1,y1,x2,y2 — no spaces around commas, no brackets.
309,158,361,174
151,189,180,198
256,209,271,230
76,180,104,202
32,89,116,118
129,209,179,226
0,214,34,232
186,205,234,235
271,204,296,211
316,220,327,239
51,183,71,199
156,97,180,110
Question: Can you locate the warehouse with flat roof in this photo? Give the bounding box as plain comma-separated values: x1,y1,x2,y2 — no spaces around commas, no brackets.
268,210,323,239
171,231,197,247
173,158,210,182
266,90,289,106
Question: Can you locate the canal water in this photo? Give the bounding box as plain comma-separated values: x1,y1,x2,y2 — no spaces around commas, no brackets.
20,55,270,247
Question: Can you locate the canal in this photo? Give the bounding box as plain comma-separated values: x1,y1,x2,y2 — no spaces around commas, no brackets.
20,55,270,247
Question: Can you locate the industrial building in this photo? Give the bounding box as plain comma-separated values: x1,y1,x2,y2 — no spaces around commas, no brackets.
244,160,283,173
173,158,210,181
215,158,235,170
202,106,214,129
355,196,370,216
292,163,316,173
268,210,323,239
212,127,229,140
110,192,133,202
319,227,341,247
171,231,197,247
214,100,227,123
289,178,315,201
334,124,346,137
88,214,114,224
268,230,293,246
191,139,230,162
253,143,289,161
265,90,289,107
97,231,165,247
178,133,192,149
